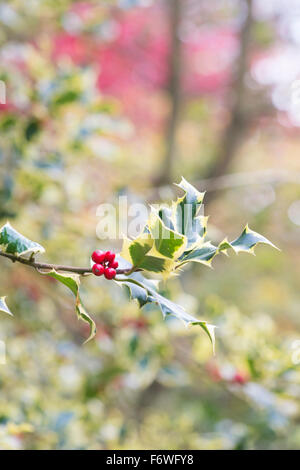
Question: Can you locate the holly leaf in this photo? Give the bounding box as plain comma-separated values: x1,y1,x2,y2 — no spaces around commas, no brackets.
177,226,277,268
121,179,276,280
177,241,219,267
158,206,175,231
149,209,187,260
116,273,216,353
0,222,45,257
121,233,165,273
42,270,96,343
118,272,159,308
173,177,206,249
229,224,278,254
0,296,13,316
121,228,178,276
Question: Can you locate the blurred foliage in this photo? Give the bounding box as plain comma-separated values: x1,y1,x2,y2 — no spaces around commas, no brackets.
0,0,300,450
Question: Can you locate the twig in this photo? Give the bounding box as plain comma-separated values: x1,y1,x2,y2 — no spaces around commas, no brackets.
0,251,135,276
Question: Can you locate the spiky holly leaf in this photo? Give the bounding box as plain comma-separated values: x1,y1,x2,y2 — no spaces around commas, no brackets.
43,270,96,343
0,222,45,257
118,272,159,308
173,177,207,250
148,209,187,260
121,212,186,277
121,233,170,274
0,296,12,316
121,179,276,279
177,241,219,267
158,206,175,231
116,272,216,353
177,225,277,268
229,225,278,253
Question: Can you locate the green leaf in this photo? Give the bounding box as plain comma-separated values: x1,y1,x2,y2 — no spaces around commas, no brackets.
116,273,216,353
177,226,277,268
158,206,175,231
229,225,278,254
43,270,96,343
119,272,159,308
173,177,206,249
120,209,187,278
122,279,148,308
0,296,13,316
122,233,154,270
121,231,176,275
178,241,218,267
0,222,45,257
121,178,276,280
171,180,277,271
149,209,187,260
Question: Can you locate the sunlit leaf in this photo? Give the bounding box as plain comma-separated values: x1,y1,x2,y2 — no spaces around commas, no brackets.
178,241,218,267
116,273,216,353
121,230,176,275
149,209,187,260
229,225,278,254
177,226,277,268
0,222,45,257
173,177,206,249
43,270,96,343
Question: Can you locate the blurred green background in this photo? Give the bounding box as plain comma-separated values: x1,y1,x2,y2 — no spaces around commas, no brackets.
0,0,300,449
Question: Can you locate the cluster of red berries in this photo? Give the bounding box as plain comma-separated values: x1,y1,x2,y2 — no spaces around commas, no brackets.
91,250,118,280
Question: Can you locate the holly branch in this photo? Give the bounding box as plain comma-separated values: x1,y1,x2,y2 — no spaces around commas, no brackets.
0,250,134,276
0,178,277,347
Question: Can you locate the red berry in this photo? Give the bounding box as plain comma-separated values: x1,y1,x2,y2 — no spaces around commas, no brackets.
92,250,106,264
109,260,119,269
92,263,105,276
105,251,115,264
104,267,116,280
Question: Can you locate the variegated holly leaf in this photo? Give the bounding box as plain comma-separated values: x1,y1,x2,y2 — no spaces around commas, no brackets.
177,225,278,268
173,177,207,250
121,212,185,277
0,296,13,316
121,179,276,279
42,270,96,343
116,272,216,353
0,222,45,257
148,209,187,260
121,232,169,274
158,206,175,231
229,224,278,253
118,272,159,308
177,241,219,267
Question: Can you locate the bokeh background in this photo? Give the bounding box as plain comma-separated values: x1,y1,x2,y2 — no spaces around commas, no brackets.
0,0,300,450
